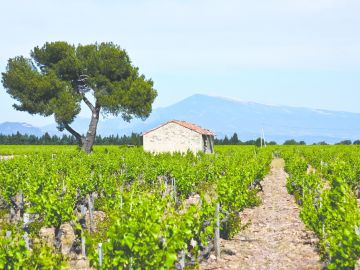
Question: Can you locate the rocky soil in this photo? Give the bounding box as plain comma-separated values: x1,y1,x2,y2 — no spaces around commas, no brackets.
201,159,323,270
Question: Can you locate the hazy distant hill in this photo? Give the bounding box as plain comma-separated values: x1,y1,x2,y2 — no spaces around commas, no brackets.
100,94,359,144
2,94,360,143
0,122,43,136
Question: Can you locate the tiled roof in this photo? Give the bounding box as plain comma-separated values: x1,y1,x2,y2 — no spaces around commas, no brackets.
143,120,215,136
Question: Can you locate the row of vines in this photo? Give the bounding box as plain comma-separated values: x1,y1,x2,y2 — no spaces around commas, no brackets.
0,146,272,269
282,146,360,269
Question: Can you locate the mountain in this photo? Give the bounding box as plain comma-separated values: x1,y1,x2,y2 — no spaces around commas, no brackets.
100,94,360,144
0,122,43,136
2,94,360,143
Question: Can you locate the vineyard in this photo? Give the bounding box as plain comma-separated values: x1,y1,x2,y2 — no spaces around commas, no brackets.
0,146,271,269
0,145,359,269
283,146,360,269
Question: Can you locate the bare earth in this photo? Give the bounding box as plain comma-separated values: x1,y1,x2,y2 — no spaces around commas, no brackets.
201,158,323,270
0,155,14,160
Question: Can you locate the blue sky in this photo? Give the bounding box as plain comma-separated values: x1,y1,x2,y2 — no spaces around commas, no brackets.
0,0,359,126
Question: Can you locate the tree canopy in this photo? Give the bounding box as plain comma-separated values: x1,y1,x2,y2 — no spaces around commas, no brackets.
1,41,157,152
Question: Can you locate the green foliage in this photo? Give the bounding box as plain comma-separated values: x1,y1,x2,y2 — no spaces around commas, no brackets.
94,196,197,269
335,140,352,145
2,41,157,125
0,133,143,146
0,231,29,269
0,146,272,269
214,134,277,146
2,41,157,150
0,230,64,269
220,212,242,240
283,145,360,269
283,139,306,145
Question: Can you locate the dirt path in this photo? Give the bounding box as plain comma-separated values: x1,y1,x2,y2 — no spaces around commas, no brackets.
201,159,323,270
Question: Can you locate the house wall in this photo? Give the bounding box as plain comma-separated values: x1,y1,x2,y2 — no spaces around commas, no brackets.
143,123,204,154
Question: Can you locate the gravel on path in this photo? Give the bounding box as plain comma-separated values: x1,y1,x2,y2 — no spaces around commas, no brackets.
201,158,323,270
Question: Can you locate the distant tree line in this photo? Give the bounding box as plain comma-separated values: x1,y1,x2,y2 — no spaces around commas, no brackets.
215,133,360,146
335,140,360,145
214,133,277,146
283,139,307,145
283,139,360,145
0,132,142,146
1,131,359,147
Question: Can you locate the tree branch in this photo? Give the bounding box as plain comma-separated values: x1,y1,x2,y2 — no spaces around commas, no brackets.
82,95,95,113
63,123,84,145
95,101,101,112
74,76,95,113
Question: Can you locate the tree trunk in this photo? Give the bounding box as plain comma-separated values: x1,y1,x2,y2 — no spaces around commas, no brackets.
63,123,84,147
82,105,100,153
62,95,101,153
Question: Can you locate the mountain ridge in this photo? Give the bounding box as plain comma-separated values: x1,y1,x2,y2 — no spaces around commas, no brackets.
0,122,43,136
1,94,359,144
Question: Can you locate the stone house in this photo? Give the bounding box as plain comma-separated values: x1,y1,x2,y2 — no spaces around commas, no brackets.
142,120,215,154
